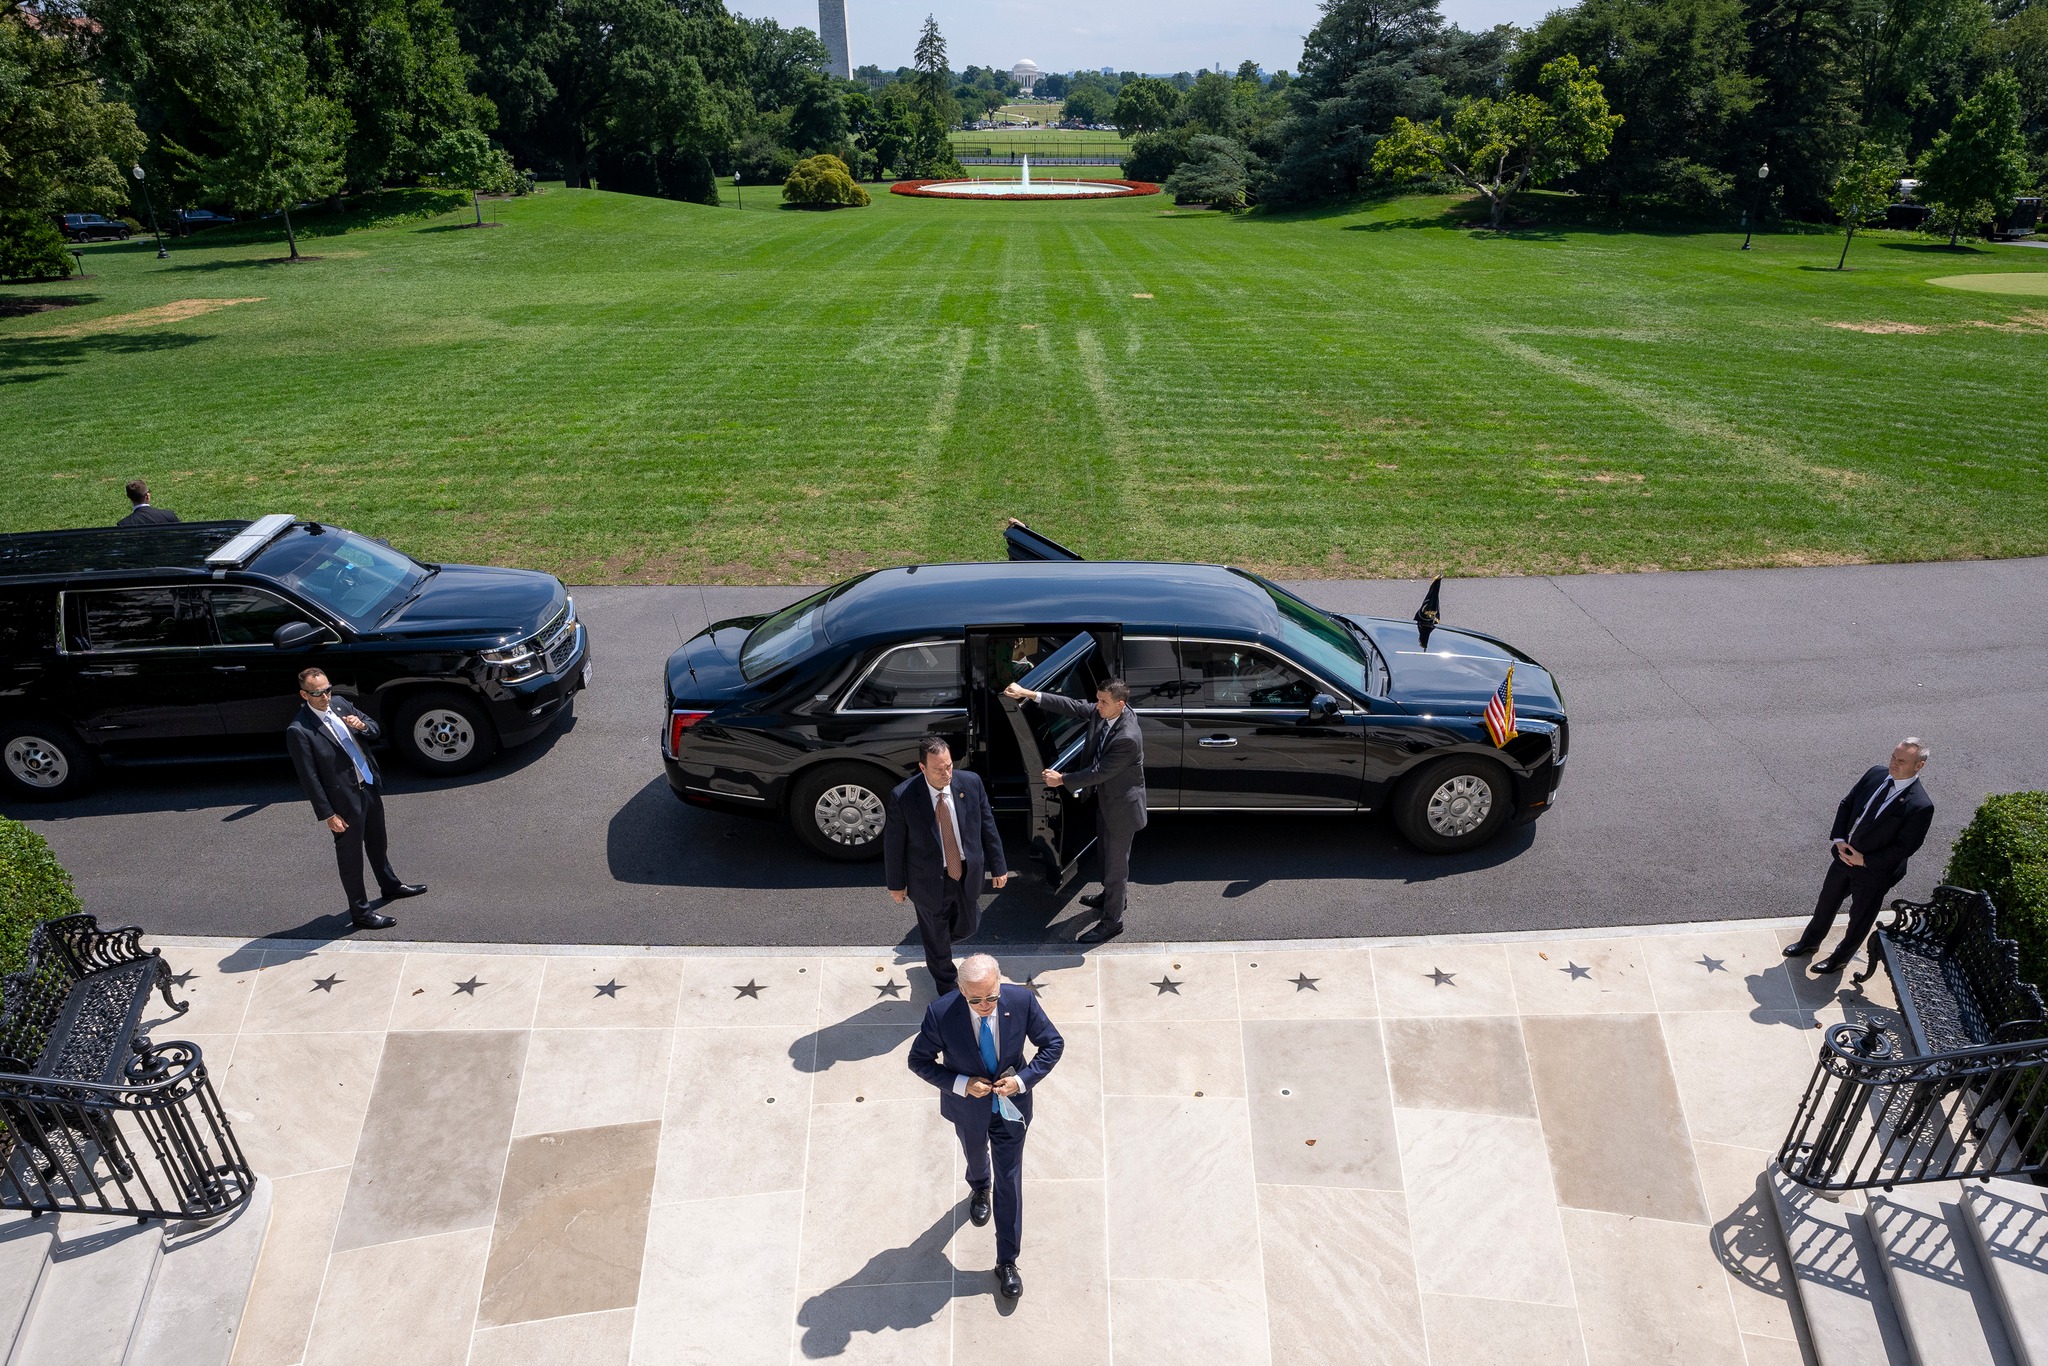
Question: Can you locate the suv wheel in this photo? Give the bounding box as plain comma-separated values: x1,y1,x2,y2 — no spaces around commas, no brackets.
391,691,499,776
790,763,894,861
1393,755,1513,854
0,721,97,800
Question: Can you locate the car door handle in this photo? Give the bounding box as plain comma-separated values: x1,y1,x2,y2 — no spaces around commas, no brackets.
77,669,118,677
212,665,247,672
1198,736,1238,748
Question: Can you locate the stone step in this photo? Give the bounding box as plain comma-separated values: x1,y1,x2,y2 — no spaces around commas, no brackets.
1868,1184,2016,1366
1767,1164,1912,1366
12,1212,162,1366
1963,1178,2048,1366
124,1178,273,1366
0,1211,57,1363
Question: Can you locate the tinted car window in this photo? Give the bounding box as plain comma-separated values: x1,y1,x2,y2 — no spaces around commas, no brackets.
847,642,963,710
261,532,425,626
76,588,212,651
740,577,866,681
1179,642,1318,709
0,588,58,655
209,588,311,645
1123,637,1182,708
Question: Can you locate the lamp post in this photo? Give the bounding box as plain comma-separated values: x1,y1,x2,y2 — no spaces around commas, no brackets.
734,170,743,211
132,164,168,259
1741,162,1769,251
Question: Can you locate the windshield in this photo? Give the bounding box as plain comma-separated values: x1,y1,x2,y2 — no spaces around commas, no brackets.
1234,570,1381,699
740,577,863,681
261,531,428,627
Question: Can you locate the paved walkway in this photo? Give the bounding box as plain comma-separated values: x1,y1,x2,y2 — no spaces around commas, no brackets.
154,919,1876,1366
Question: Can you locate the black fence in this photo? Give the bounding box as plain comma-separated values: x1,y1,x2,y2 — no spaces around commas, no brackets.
1778,1020,2048,1192
953,141,1128,167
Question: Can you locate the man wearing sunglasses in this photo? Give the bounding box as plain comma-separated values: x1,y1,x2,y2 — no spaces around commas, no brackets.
908,953,1064,1301
285,668,427,930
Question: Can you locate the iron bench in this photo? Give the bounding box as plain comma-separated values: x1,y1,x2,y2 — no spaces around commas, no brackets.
1855,884,2047,1055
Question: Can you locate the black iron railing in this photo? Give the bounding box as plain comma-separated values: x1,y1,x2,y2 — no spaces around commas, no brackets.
1778,1020,2048,1191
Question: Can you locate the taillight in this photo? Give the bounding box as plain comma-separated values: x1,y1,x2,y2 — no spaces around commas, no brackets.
666,710,711,756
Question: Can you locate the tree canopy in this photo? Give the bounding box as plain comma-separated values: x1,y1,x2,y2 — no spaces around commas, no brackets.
1916,70,2031,242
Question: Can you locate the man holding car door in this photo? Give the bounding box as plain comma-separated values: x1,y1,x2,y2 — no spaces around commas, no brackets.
1003,677,1146,944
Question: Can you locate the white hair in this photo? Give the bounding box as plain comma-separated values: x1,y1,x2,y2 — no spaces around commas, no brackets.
1900,737,1931,761
958,953,1001,984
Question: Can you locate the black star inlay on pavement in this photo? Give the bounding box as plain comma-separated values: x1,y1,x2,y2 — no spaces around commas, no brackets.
1561,962,1592,981
593,979,625,998
1426,968,1457,987
1697,955,1727,974
310,975,343,993
168,970,197,988
1289,973,1320,992
873,979,906,999
1151,976,1183,995
1019,976,1046,995
734,980,767,999
453,977,486,996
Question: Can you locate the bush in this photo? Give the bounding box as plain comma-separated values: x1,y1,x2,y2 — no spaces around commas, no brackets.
0,212,73,283
1944,791,2048,989
733,133,801,189
0,816,83,976
1164,135,1256,209
783,154,871,208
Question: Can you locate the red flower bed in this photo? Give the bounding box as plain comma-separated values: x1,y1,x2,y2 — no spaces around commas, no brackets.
890,179,1161,200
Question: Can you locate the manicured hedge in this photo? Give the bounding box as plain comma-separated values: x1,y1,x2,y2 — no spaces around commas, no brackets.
0,816,81,976
1944,791,2048,989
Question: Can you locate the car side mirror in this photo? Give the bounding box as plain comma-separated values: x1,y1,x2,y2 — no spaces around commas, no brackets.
273,620,327,650
1307,693,1343,721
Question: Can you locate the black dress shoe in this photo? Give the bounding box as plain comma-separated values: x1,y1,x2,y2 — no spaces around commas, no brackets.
349,906,396,930
381,882,428,899
1813,953,1855,975
1782,940,1818,958
1078,922,1123,945
970,1188,991,1227
995,1262,1022,1299
1079,892,1104,910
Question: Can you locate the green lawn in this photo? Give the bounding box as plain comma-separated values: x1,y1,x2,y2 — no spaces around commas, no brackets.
3,185,2044,584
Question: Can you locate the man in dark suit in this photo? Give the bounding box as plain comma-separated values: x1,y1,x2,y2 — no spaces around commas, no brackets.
1003,677,1145,943
1786,738,1935,974
116,480,180,527
285,668,426,930
885,738,1010,995
908,952,1063,1300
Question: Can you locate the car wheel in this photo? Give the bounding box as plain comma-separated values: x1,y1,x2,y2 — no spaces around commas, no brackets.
790,763,894,861
1393,755,1513,854
0,720,97,800
391,691,499,776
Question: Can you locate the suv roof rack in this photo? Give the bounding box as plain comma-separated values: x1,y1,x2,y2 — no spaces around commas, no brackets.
205,513,297,568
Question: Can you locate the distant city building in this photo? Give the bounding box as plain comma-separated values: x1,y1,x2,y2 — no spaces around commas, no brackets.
1011,58,1040,94
818,0,850,79
1100,66,1115,76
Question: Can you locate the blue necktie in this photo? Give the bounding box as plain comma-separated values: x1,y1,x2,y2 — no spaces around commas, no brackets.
327,713,374,785
978,1014,999,1113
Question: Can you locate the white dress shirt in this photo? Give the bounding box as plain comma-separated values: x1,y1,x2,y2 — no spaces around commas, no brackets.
319,707,376,785
929,782,962,852
1842,776,1911,844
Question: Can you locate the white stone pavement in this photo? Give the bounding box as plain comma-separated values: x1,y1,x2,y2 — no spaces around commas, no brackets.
141,916,1883,1366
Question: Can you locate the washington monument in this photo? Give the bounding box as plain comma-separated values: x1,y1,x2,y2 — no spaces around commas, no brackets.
819,0,850,79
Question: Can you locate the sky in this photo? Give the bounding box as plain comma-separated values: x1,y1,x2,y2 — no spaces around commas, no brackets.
735,0,1559,78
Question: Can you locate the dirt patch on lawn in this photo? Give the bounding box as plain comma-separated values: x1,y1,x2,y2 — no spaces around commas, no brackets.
34,297,264,339
1825,312,2048,335
1825,320,1941,334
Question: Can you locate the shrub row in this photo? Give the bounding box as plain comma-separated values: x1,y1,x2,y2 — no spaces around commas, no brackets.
0,816,82,976
1944,791,2048,990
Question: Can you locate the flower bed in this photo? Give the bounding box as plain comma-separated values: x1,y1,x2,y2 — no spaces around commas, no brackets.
889,179,1161,201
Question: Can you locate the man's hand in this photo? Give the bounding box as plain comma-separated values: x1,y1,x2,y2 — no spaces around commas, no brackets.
990,873,1010,890
889,888,907,904
342,713,367,732
326,815,348,833
1838,845,1866,868
993,1076,1023,1098
1043,768,1064,788
1003,683,1034,702
965,1078,995,1098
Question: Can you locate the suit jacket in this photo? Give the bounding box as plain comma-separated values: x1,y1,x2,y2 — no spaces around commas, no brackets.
1829,765,1934,888
1030,693,1148,836
908,983,1064,1126
117,505,180,527
884,769,1007,907
286,700,385,824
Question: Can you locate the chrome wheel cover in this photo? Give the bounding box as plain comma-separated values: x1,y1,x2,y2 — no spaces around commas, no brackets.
815,783,886,846
411,708,476,763
4,735,69,789
1425,774,1493,837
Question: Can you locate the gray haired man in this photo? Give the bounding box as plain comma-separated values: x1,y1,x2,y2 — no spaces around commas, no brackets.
1785,738,1936,975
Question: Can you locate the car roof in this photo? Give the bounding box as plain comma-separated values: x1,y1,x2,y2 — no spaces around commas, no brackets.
0,522,251,580
820,560,1281,643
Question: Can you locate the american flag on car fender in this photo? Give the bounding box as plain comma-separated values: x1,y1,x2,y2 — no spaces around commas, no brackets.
1485,667,1517,748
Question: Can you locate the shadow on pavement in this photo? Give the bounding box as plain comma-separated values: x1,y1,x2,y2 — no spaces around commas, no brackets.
795,1204,969,1359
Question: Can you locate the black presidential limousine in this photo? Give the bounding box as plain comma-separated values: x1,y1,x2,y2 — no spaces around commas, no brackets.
663,524,1568,878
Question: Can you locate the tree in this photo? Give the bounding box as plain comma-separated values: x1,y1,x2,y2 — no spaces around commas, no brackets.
1371,55,1622,226
167,10,346,259
0,7,143,280
1061,75,1113,125
1163,134,1257,207
1828,139,1906,266
426,126,515,223
912,15,955,127
782,151,868,205
1112,76,1180,133
1916,70,2030,243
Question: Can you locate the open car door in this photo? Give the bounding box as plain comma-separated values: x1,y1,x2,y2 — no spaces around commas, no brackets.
1003,518,1085,562
967,624,1123,888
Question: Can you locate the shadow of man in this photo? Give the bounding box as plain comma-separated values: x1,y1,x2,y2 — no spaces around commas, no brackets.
795,1203,966,1358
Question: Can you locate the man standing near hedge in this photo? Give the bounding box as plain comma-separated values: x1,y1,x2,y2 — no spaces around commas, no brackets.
1785,738,1935,975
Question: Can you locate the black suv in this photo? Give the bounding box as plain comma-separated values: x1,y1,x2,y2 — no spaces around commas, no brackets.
0,516,590,799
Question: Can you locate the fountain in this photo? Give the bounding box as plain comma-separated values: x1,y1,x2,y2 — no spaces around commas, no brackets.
893,150,1160,200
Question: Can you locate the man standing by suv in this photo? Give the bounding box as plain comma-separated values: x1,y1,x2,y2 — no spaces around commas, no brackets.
116,480,179,527
286,669,426,929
